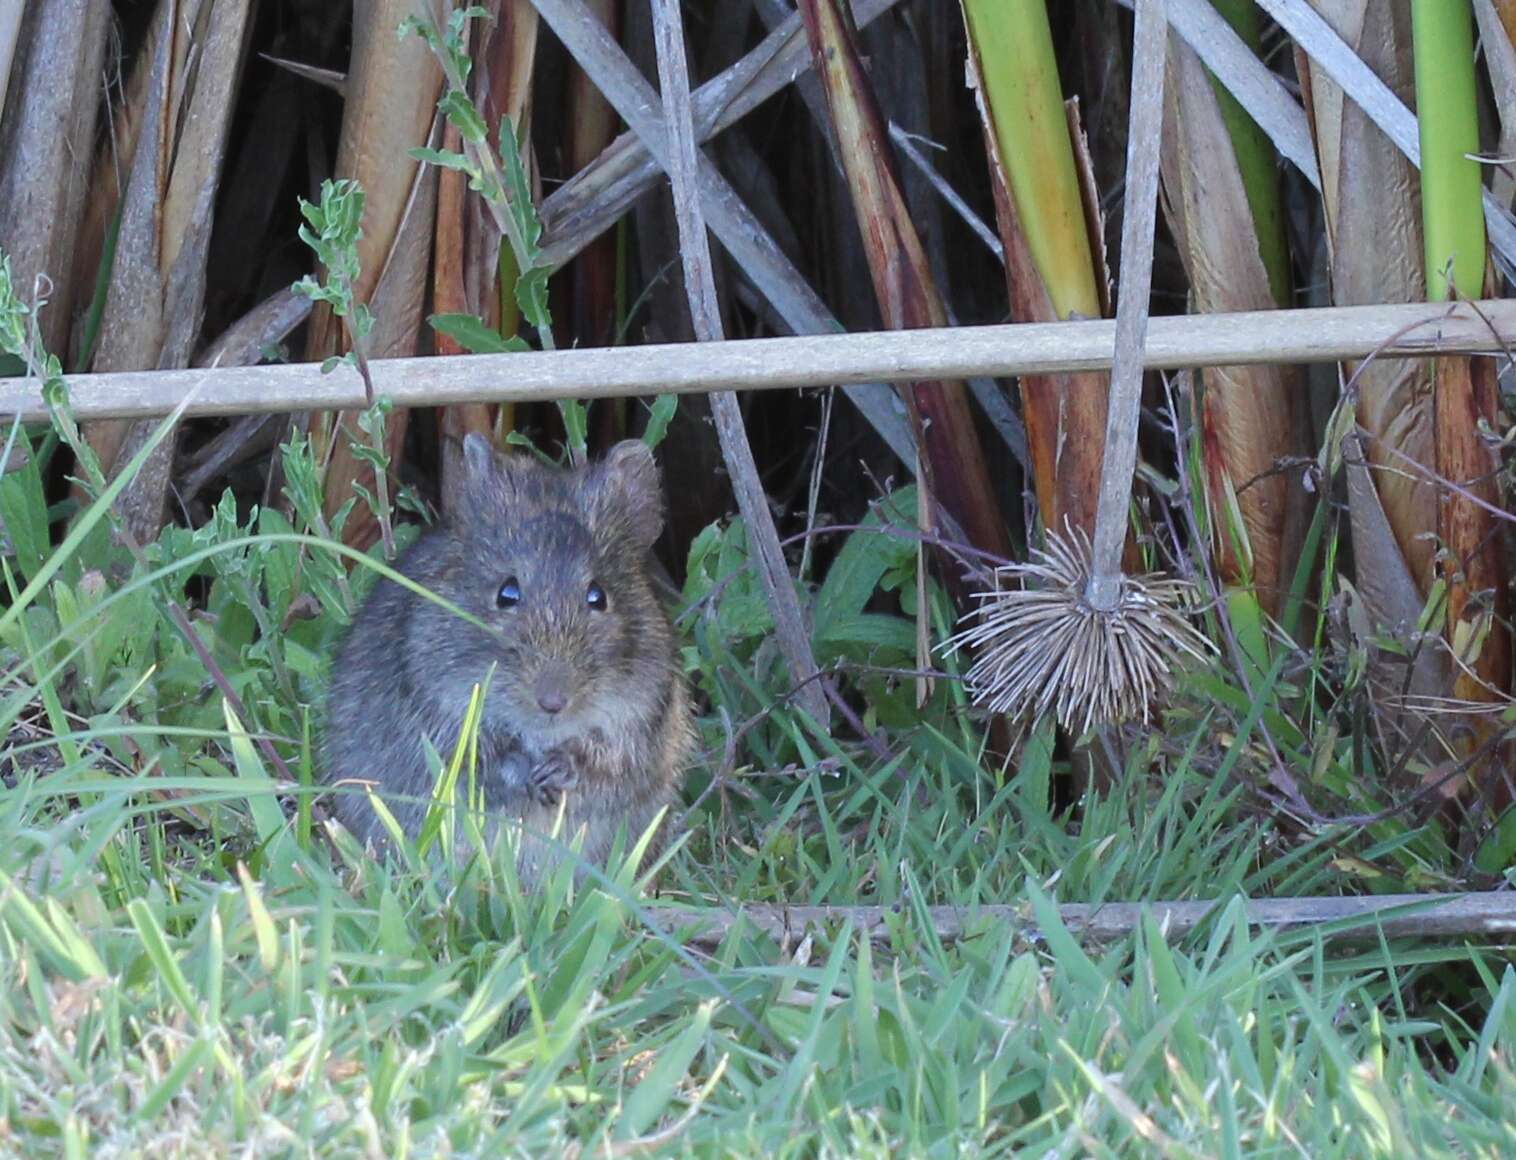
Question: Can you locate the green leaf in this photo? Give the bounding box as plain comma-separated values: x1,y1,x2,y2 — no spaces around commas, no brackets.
224,699,296,870
428,313,530,355
1475,804,1516,874
439,90,488,144
126,897,200,1024
0,430,51,578
515,265,552,332
815,485,917,631
618,1000,715,1138
642,394,678,448
410,146,475,174
498,117,542,253
558,399,588,457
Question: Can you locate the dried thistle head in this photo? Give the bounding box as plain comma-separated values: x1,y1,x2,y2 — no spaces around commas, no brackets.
942,526,1217,735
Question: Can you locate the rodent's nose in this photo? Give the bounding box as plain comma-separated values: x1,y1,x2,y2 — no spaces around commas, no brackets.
534,665,573,715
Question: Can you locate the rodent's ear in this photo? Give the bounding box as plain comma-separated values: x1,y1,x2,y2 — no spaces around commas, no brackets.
462,433,499,481
588,439,664,549
458,433,520,516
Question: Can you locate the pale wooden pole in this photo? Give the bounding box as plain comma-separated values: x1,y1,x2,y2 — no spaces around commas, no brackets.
4,299,1513,422
651,890,1516,949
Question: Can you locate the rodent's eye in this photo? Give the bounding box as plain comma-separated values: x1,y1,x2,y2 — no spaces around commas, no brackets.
496,576,522,609
585,581,608,612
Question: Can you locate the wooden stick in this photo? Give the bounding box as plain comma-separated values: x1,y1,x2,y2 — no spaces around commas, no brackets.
6,298,1513,422
1088,0,1166,608
650,890,1516,949
649,0,830,729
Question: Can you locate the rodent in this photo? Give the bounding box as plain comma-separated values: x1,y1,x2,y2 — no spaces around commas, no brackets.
320,434,694,885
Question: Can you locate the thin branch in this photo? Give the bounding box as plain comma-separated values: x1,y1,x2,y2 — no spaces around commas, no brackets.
649,0,830,730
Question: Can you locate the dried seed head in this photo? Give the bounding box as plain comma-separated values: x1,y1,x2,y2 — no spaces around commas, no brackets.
942,527,1216,735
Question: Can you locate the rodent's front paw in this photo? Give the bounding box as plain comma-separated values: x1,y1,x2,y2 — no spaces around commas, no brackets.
527,752,579,807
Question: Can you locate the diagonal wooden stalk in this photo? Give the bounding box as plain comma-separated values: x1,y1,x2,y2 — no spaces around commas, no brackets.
538,0,905,268
0,6,19,116
1254,0,1516,275
647,0,830,731
528,0,915,468
1120,0,1322,190
795,0,1011,584
1475,0,1516,211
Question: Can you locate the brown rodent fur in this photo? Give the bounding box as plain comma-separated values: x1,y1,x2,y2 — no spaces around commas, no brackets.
321,435,693,883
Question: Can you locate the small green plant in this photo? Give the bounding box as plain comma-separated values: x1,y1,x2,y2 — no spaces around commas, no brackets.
292,177,400,559
403,4,599,461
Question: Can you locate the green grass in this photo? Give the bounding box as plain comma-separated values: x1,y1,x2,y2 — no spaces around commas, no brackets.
3,716,1516,1157
0,501,1513,1156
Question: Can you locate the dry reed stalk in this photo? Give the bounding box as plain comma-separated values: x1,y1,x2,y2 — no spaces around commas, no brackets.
797,0,1011,578
0,0,111,361
1161,9,1309,622
436,0,538,499
1295,0,1450,751
83,0,253,543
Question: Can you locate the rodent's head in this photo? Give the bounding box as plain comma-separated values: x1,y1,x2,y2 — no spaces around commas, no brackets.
430,435,672,741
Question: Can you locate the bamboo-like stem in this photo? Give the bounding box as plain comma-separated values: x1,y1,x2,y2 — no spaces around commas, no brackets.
1413,0,1509,795
9,299,1516,422
1412,0,1487,299
1087,0,1167,609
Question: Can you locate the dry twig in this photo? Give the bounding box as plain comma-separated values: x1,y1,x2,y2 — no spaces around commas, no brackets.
648,0,830,729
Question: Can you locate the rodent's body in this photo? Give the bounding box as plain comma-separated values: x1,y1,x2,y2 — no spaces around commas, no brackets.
321,437,693,884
